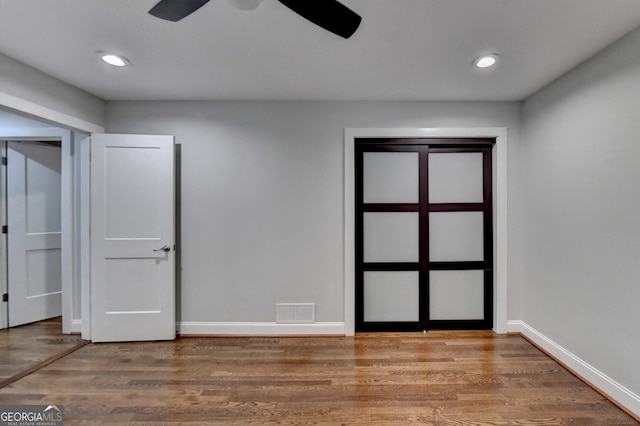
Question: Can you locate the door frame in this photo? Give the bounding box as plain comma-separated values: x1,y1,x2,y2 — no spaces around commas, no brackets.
0,127,73,332
344,128,508,335
0,93,104,337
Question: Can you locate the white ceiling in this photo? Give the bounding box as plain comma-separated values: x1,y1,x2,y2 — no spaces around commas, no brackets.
1,0,640,102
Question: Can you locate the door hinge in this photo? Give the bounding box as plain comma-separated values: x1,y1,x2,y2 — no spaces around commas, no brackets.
1,225,6,234
1,157,6,166
2,293,7,302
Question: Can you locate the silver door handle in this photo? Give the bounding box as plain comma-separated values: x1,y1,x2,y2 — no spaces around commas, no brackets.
153,244,171,253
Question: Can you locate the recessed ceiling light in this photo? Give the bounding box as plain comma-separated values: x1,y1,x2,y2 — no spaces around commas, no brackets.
99,53,129,67
474,54,499,69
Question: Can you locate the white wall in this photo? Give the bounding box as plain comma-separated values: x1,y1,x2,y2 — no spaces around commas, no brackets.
0,52,105,132
522,27,640,397
106,101,522,325
0,110,49,127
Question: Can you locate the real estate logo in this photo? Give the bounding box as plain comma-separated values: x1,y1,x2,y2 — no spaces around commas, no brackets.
0,405,63,426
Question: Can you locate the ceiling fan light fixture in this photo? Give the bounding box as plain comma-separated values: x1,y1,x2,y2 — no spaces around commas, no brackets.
474,53,499,69
148,0,361,39
226,0,264,10
99,53,129,67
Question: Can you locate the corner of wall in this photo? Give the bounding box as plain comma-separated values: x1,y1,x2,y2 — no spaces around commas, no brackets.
514,321,640,421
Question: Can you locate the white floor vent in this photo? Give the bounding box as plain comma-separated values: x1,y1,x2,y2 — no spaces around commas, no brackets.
276,303,315,323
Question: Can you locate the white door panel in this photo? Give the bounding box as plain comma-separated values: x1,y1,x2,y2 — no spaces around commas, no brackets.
363,152,420,204
7,141,62,326
429,211,485,262
90,134,175,342
364,271,419,322
363,212,420,262
428,152,484,203
429,270,485,320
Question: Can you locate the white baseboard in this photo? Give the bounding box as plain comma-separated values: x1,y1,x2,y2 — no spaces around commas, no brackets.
70,319,82,334
509,320,640,419
507,319,523,334
178,321,346,336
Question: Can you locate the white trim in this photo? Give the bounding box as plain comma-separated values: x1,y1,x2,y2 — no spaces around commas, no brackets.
80,137,92,340
0,128,74,333
517,321,640,419
507,319,523,334
179,322,346,336
70,319,82,334
61,132,73,333
0,91,104,134
343,127,508,336
0,142,7,330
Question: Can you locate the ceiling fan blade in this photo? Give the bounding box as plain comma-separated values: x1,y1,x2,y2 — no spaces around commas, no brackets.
149,0,210,22
277,0,362,39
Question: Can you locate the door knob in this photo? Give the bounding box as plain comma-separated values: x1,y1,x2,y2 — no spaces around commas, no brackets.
153,244,171,253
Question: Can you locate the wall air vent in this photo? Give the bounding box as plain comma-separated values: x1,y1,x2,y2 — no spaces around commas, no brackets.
276,303,315,323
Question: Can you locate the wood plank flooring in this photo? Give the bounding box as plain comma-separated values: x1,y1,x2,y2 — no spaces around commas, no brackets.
0,317,87,386
0,331,637,425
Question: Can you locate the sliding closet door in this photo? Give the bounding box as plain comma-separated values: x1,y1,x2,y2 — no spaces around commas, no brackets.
355,139,493,332
357,146,423,331
427,147,493,329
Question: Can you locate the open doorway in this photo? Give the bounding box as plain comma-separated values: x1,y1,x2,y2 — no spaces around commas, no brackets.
0,118,88,385
0,122,79,335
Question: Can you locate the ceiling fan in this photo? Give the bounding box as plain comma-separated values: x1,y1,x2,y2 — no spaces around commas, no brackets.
148,0,362,39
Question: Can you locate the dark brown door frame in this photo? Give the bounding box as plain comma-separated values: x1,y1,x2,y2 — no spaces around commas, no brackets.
355,138,494,332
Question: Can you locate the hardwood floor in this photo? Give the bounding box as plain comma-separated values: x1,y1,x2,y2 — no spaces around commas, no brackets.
0,331,637,425
0,317,88,387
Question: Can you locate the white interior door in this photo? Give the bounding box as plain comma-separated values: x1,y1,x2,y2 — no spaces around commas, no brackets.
90,134,175,342
7,141,62,327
